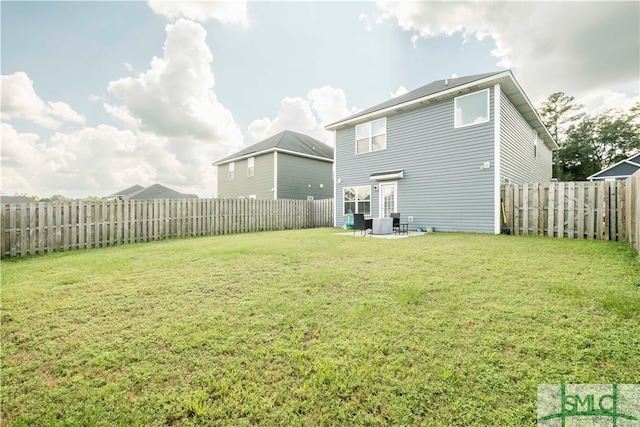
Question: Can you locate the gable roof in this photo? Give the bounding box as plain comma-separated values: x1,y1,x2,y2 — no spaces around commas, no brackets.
0,196,35,204
107,183,197,200
587,153,640,180
212,130,333,166
111,184,145,198
325,70,558,150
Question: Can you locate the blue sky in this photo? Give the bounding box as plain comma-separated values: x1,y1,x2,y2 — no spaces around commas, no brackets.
2,1,639,198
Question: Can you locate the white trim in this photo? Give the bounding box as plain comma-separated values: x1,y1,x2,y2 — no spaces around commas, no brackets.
213,147,333,166
325,70,557,151
454,89,490,128
378,181,397,219
355,117,387,155
333,130,337,227
590,175,633,181
587,158,640,180
273,151,278,199
494,84,502,235
247,156,254,177
343,185,372,216
228,162,235,181
326,71,511,130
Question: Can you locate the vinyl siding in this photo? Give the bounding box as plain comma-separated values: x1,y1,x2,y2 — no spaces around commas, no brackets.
216,153,275,199
593,162,640,179
336,88,496,233
277,153,333,200
500,92,552,183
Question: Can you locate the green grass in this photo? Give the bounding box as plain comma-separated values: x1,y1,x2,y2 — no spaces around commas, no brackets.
2,229,639,426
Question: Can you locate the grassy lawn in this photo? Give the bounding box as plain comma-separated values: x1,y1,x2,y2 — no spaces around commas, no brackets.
2,229,639,426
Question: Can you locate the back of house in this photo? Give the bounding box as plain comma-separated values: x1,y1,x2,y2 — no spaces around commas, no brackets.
326,71,557,234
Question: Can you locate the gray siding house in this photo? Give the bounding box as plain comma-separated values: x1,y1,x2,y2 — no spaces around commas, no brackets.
107,183,198,200
213,130,334,200
326,71,557,234
587,153,640,181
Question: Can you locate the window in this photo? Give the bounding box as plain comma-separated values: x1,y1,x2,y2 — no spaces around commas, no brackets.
533,132,539,157
356,118,386,154
343,186,371,215
247,157,254,177
454,89,489,128
228,162,235,180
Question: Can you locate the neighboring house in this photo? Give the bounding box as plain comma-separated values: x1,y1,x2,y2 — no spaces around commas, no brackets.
212,130,334,200
325,70,557,234
0,196,35,204
587,153,640,181
0,196,35,203
106,183,198,200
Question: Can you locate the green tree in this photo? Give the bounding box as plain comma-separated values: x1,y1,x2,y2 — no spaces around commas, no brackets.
538,92,585,180
558,105,640,180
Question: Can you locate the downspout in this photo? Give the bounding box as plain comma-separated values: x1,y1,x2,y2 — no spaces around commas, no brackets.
493,84,502,234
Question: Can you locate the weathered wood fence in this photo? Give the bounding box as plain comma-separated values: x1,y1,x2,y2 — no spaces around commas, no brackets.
1,198,334,258
503,169,640,253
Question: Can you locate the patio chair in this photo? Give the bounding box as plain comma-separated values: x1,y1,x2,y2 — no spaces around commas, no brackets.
353,213,371,235
391,213,401,234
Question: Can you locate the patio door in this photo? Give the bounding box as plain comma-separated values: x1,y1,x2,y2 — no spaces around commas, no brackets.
379,182,397,218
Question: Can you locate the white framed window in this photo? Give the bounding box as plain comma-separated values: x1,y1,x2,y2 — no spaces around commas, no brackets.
356,118,386,154
343,186,371,215
454,89,490,128
247,157,254,177
228,162,235,180
533,131,539,157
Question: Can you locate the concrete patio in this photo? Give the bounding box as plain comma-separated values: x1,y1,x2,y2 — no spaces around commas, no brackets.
335,230,427,239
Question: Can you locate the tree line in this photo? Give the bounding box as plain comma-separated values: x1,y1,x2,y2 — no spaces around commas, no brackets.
538,93,640,181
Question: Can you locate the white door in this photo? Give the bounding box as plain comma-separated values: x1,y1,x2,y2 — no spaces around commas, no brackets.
379,182,397,218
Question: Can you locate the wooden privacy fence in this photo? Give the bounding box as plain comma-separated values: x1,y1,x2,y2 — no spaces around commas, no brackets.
503,170,639,252
1,198,334,258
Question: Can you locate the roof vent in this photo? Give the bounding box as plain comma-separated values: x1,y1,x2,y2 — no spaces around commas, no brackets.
445,79,448,86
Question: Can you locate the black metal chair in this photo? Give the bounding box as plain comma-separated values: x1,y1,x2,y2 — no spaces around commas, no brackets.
353,213,371,235
391,213,401,234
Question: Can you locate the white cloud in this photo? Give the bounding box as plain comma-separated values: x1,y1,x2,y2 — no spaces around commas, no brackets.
247,86,354,146
1,72,85,129
0,121,223,198
1,123,41,168
147,0,248,26
375,1,639,106
390,86,408,98
48,101,86,124
0,124,42,195
577,89,640,117
2,17,246,199
359,13,372,32
107,19,243,149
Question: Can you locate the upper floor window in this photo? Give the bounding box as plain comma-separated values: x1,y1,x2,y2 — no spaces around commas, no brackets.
454,89,489,128
247,157,255,177
533,131,539,157
356,118,386,154
228,162,235,180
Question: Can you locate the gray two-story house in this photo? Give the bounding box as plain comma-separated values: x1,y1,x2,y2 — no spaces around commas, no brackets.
326,71,557,234
213,130,334,200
